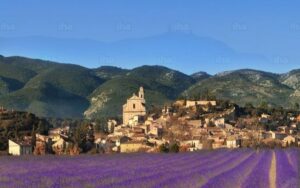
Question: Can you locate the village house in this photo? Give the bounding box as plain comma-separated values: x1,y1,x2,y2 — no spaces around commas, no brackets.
128,115,145,127
258,114,271,123
52,138,67,154
48,126,70,140
185,100,217,108
112,127,129,137
126,127,146,141
148,138,164,146
271,131,287,140
213,117,225,128
187,120,202,128
162,105,172,115
262,131,287,140
107,119,117,133
201,127,226,149
34,134,53,155
105,136,124,152
8,139,32,156
296,114,300,122
203,118,211,127
95,137,118,153
148,124,163,138
207,127,226,136
95,138,106,152
291,123,297,129
49,134,61,142
0,106,6,113
224,123,234,130
131,127,145,134
226,136,241,148
120,141,148,153
212,139,226,149
181,137,203,151
51,134,73,155
174,100,185,107
145,116,155,126
262,131,272,139
140,124,150,134
282,135,296,147
277,126,289,133
48,127,62,135
261,113,271,119
123,87,146,125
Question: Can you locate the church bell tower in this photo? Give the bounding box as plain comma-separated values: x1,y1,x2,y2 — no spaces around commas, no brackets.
139,86,144,99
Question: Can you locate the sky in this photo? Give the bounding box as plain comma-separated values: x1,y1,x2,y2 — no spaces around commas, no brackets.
1,0,300,74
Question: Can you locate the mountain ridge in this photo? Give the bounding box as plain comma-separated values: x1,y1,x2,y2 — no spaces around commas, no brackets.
0,55,300,118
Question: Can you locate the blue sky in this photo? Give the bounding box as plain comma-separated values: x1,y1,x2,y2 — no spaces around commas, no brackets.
1,0,300,74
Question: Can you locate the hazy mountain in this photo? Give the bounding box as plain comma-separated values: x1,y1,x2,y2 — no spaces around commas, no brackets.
0,32,268,73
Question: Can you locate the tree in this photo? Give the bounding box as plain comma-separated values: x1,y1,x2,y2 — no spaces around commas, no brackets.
294,103,299,111
259,101,268,110
31,126,36,151
73,121,90,152
220,100,230,109
36,120,49,135
169,143,180,153
159,143,169,153
245,102,254,109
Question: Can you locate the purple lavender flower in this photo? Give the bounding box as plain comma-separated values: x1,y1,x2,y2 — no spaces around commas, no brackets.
0,149,298,188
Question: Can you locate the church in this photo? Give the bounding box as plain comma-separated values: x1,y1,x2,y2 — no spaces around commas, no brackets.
123,87,146,125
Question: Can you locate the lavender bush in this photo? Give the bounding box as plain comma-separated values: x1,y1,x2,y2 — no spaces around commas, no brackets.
0,149,298,188
241,150,272,188
275,149,298,188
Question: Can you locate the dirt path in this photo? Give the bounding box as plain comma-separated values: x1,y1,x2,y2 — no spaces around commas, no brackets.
269,152,276,188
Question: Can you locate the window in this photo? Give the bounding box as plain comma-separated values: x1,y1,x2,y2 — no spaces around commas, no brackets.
133,104,136,109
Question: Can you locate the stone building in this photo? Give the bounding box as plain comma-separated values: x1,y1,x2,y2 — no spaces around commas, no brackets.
120,141,147,153
8,139,32,156
123,87,146,125
107,119,117,133
186,100,217,108
34,134,53,155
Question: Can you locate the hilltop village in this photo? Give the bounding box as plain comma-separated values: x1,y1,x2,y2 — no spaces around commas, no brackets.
2,87,300,155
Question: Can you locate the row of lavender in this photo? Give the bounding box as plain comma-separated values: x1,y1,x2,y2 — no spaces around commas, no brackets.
0,149,298,188
276,149,299,188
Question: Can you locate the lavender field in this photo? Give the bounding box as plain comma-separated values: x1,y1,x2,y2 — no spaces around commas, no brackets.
0,149,299,188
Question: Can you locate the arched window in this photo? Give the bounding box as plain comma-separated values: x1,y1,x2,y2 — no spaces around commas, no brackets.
133,104,136,109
